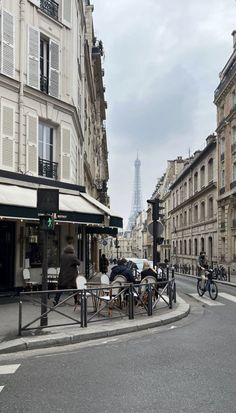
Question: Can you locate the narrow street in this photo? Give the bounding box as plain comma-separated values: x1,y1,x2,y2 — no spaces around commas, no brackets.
0,276,235,413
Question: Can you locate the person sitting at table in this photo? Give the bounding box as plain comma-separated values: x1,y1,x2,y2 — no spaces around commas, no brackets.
141,261,157,281
110,258,135,283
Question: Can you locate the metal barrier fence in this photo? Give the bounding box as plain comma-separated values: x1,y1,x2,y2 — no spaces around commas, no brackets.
18,279,176,336
174,263,231,282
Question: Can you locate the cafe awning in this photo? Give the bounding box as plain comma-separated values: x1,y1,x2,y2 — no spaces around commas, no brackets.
0,183,123,228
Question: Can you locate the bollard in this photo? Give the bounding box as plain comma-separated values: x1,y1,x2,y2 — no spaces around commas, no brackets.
171,267,175,279
168,281,173,309
166,266,169,281
173,281,177,303
228,267,231,283
18,298,22,336
80,290,84,327
128,284,134,320
147,284,152,316
84,290,87,327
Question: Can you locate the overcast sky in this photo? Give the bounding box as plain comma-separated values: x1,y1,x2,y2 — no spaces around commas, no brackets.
92,0,236,228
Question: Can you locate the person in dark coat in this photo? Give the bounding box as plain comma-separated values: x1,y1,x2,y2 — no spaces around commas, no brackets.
99,254,109,274
110,258,135,283
141,261,157,281
53,245,80,306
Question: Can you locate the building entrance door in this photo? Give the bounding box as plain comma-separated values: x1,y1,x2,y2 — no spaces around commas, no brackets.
0,221,15,291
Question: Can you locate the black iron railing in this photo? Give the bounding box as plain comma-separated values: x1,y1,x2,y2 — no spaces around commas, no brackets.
40,0,59,20
39,158,58,180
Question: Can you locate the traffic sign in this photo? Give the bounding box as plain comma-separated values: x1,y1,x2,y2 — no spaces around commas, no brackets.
148,221,163,237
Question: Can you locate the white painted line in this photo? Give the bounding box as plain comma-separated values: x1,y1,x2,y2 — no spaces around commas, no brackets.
190,294,224,306
0,386,4,392
0,364,20,375
218,293,236,303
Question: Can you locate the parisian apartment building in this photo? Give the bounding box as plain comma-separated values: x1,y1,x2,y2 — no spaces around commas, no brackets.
0,0,122,291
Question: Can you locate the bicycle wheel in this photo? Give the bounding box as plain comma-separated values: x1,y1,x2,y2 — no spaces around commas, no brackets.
197,280,205,296
209,281,218,300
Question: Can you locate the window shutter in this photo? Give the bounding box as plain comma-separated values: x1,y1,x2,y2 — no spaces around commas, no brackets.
26,114,38,175
27,26,39,89
49,39,59,98
62,0,72,28
1,10,14,78
1,105,15,170
61,127,71,181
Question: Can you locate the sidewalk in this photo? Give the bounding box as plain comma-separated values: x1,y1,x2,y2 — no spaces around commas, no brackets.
0,294,190,354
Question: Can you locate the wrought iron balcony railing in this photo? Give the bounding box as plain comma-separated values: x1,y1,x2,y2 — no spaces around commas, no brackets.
40,0,59,20
39,157,58,180
40,74,49,93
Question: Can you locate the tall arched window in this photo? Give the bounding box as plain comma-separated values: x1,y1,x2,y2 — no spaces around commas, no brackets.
208,197,213,218
200,201,205,221
201,237,205,252
194,238,198,256
180,240,182,254
208,158,213,183
194,204,198,223
184,240,187,255
189,239,192,255
200,165,205,188
194,172,198,193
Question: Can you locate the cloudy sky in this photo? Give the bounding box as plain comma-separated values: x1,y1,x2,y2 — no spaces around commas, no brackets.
92,0,236,228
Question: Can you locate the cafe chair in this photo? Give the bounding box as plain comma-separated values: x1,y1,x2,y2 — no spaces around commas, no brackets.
74,275,91,311
47,267,58,287
99,279,123,317
139,275,157,306
22,268,39,291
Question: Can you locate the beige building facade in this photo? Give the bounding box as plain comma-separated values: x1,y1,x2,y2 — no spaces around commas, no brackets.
214,32,236,269
0,0,121,291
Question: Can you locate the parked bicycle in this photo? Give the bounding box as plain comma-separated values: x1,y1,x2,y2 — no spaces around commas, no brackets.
214,265,227,281
197,269,218,300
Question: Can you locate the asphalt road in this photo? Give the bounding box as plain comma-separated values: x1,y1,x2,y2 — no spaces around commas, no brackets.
0,276,235,413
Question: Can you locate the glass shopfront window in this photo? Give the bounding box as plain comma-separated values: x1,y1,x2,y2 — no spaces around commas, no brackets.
25,223,60,268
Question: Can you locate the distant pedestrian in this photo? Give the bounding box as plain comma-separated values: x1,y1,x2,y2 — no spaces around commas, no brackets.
53,245,80,306
99,254,109,274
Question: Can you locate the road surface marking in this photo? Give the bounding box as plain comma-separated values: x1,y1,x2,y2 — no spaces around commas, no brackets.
0,386,4,392
190,294,224,306
218,293,236,303
0,364,20,375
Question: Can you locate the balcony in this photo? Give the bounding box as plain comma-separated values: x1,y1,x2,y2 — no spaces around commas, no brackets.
214,57,236,100
40,75,48,93
39,158,58,180
40,0,59,20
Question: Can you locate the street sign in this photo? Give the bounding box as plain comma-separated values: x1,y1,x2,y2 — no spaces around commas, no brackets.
148,221,163,237
102,240,108,246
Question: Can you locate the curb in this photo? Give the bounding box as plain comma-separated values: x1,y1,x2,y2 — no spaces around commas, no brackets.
0,297,190,354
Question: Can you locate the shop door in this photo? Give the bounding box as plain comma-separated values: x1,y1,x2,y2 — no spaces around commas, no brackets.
0,222,15,290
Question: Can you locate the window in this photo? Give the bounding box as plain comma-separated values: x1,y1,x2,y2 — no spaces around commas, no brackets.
184,182,187,200
194,238,198,256
201,237,204,252
172,193,175,209
233,162,236,182
40,36,49,93
176,215,179,228
176,190,179,206
180,213,183,227
220,138,225,161
184,210,187,226
208,158,213,182
25,223,60,268
188,177,192,197
180,240,182,255
194,172,198,193
189,208,192,225
200,201,205,221
200,165,205,188
194,204,198,223
38,123,58,179
184,240,187,255
28,27,59,98
189,239,192,255
232,126,236,144
208,197,213,218
221,169,225,188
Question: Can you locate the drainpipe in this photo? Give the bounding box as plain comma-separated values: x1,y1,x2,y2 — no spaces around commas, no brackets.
19,0,25,172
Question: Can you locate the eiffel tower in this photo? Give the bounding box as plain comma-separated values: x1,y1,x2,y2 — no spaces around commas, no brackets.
127,154,143,230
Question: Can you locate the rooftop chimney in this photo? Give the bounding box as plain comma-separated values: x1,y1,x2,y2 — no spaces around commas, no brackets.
232,31,236,49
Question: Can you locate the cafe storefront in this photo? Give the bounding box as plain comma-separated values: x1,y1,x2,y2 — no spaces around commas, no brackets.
0,182,122,291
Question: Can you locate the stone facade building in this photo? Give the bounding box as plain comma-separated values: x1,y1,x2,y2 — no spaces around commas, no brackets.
0,0,122,291
214,32,236,269
169,136,218,267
